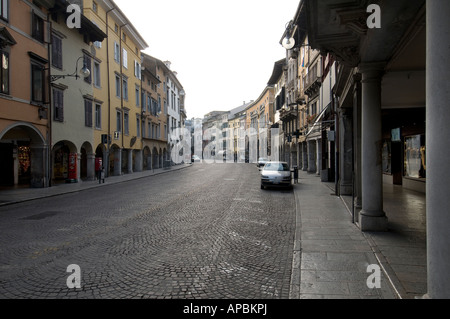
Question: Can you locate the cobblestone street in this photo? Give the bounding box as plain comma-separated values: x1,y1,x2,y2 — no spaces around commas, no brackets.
0,164,296,299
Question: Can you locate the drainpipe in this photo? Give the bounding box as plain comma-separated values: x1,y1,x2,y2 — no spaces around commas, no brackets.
46,12,52,188
105,6,115,177
119,22,129,174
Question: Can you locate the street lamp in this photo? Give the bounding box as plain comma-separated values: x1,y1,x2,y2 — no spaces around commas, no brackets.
282,21,296,50
50,56,90,82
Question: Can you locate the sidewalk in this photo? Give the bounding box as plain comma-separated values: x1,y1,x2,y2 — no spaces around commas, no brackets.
290,171,427,299
0,164,192,207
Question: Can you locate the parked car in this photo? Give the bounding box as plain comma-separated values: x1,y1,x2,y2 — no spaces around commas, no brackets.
191,155,201,163
257,157,269,169
260,161,292,189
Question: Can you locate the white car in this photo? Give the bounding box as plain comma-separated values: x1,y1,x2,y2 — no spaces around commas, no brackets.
260,161,292,189
191,155,201,163
257,157,269,169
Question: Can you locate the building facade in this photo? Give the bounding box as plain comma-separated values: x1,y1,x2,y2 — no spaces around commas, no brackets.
284,0,449,298
141,53,169,169
50,0,106,184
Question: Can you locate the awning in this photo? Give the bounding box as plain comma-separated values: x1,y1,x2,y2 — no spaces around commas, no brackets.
305,104,329,137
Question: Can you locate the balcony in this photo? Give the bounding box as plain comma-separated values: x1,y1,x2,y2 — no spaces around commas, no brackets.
280,105,298,122
304,63,322,97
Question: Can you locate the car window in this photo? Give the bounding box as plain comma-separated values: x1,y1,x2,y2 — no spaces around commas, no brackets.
264,163,276,171
264,163,289,171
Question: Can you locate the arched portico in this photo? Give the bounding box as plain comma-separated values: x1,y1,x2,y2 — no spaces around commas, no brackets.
0,123,48,188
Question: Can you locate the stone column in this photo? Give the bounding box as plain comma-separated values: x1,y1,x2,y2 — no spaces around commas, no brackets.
86,153,96,181
353,73,363,211
339,108,353,195
103,149,109,178
426,0,450,299
114,148,122,176
358,62,388,231
134,150,143,172
127,149,133,174
302,142,308,171
316,139,321,175
30,145,48,188
307,139,316,173
76,152,81,182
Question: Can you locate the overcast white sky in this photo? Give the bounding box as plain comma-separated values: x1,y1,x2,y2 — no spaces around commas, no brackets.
114,0,300,119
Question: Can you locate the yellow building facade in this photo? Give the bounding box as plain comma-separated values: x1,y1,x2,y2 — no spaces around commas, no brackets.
82,0,148,176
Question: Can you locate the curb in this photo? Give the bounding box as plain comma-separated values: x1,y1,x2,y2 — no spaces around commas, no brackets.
0,164,192,208
289,183,302,299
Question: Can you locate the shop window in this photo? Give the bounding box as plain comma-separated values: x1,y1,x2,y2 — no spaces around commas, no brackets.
404,134,426,179
18,143,31,185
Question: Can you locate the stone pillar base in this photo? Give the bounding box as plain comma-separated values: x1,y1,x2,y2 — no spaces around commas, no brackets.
339,183,353,196
359,212,388,231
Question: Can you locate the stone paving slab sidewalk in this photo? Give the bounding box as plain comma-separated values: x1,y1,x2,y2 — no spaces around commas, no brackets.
289,171,427,299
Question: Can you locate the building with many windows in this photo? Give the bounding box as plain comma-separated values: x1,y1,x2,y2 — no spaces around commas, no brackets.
1,0,187,187
140,53,169,169
282,0,450,298
49,0,106,184
80,0,148,177
0,0,51,188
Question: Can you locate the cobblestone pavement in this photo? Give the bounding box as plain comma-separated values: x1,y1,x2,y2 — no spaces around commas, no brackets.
0,163,295,299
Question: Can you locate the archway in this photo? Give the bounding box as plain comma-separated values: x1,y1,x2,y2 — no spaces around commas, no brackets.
0,123,47,188
152,147,159,169
143,146,151,170
81,142,94,181
109,144,121,176
52,140,77,183
163,148,167,167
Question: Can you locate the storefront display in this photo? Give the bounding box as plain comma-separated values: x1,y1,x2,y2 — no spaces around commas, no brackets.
404,134,426,179
382,140,391,174
18,144,31,184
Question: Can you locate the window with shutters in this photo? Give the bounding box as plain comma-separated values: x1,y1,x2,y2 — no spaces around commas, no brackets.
134,60,141,80
32,13,44,43
124,112,129,135
1,0,9,21
31,62,45,103
53,87,64,122
115,74,121,97
122,77,128,100
122,48,127,69
114,42,120,63
51,34,63,70
84,99,93,127
93,61,101,87
95,104,101,129
1,49,9,95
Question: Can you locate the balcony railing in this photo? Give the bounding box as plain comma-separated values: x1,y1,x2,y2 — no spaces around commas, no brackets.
279,105,298,122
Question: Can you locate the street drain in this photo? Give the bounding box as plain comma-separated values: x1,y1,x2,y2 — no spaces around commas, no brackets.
21,211,60,220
